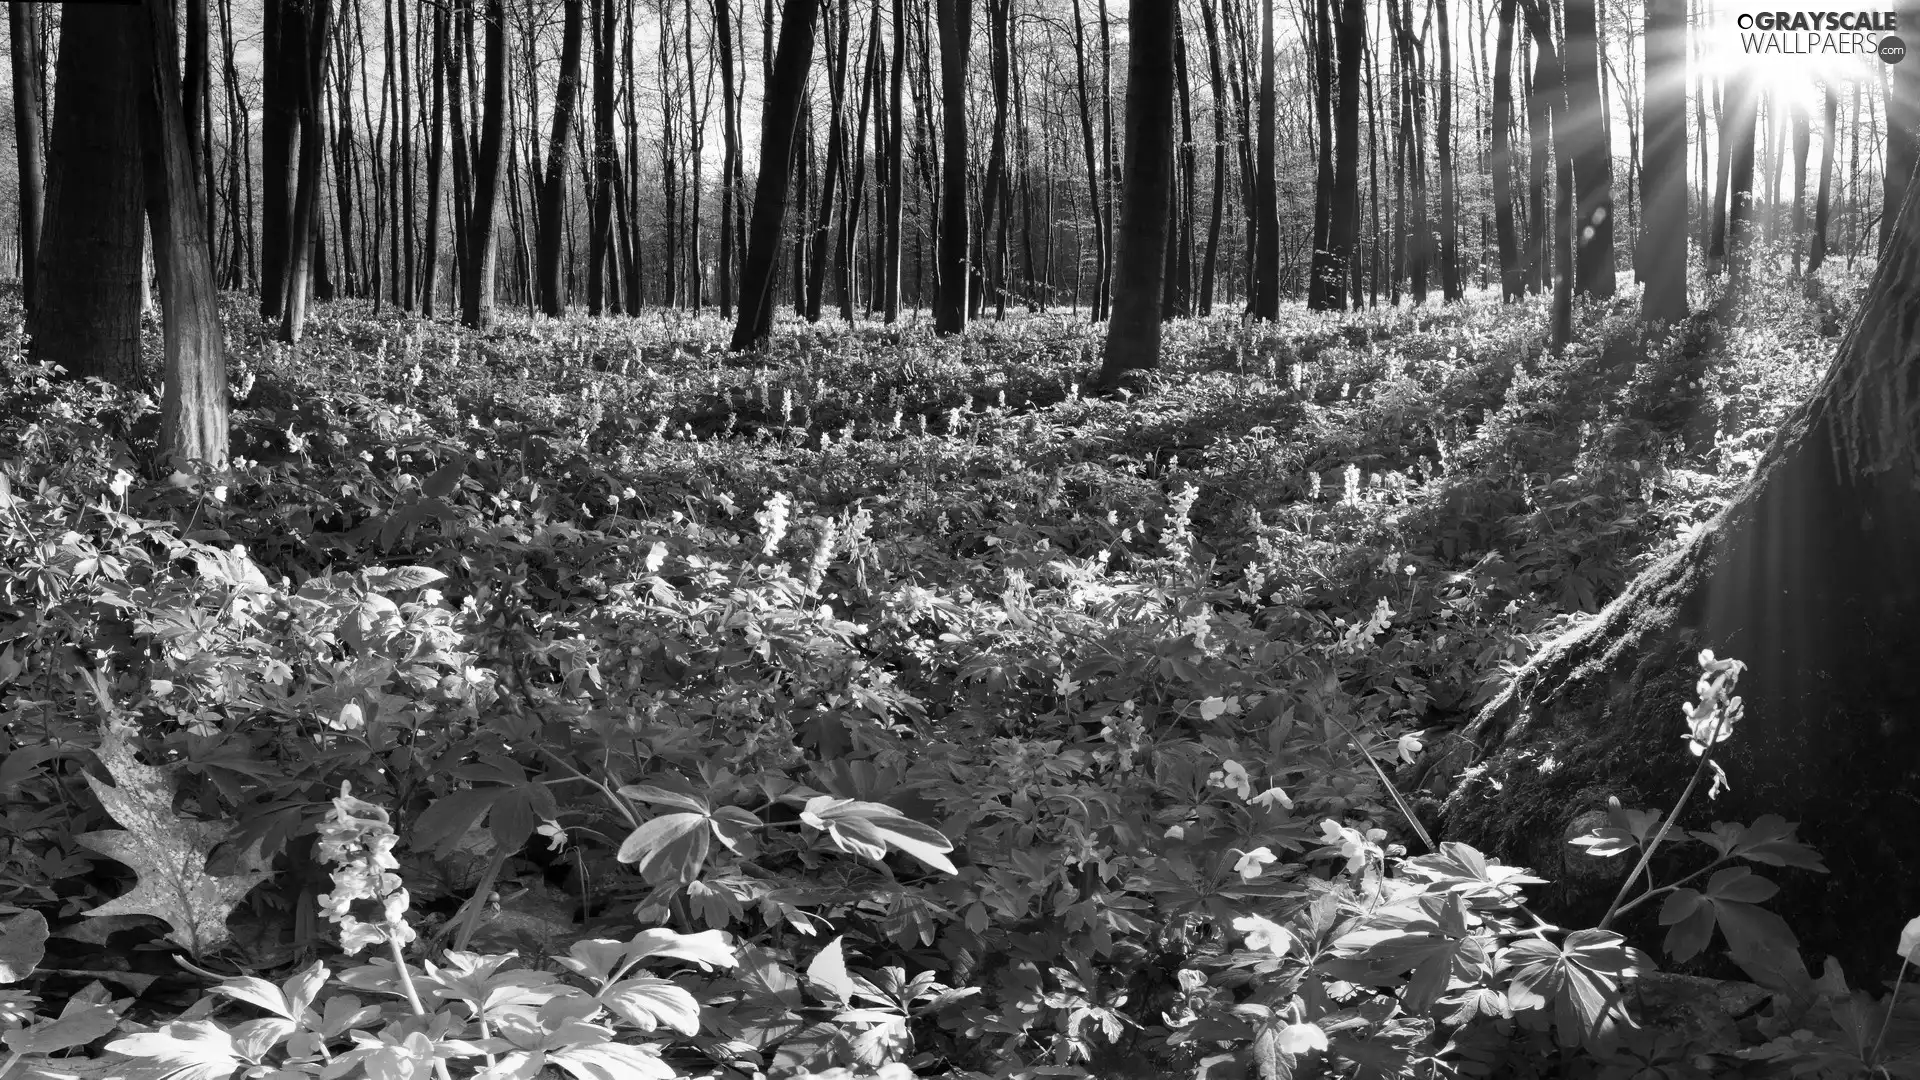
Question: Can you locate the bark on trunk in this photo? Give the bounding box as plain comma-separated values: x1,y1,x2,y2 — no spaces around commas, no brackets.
1640,0,1686,325
1096,0,1175,383
1439,169,1920,987
535,0,583,315
1491,0,1520,301
9,3,45,310
932,0,970,335
140,0,227,470
1808,81,1837,274
729,0,822,350
33,2,142,385
1564,0,1614,296
459,0,504,329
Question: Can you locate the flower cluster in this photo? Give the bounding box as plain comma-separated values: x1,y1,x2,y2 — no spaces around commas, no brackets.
315,783,415,955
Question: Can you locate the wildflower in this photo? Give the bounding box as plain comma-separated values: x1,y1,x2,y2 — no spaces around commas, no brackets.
1277,1022,1329,1054
1318,819,1386,875
1250,787,1294,811
1234,846,1276,881
645,542,668,574
314,783,414,955
1396,731,1424,764
1232,914,1294,956
756,492,793,556
1208,759,1252,799
109,469,134,498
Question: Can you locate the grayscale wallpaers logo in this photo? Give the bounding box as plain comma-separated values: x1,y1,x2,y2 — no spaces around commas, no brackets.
1730,8,1902,60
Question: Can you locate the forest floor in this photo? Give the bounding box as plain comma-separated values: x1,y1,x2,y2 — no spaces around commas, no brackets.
0,253,1868,1078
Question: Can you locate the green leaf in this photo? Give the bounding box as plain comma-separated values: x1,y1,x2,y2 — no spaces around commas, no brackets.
410,789,502,858
617,785,710,815
422,458,467,499
621,928,737,970
615,813,711,883
797,797,958,874
77,722,271,956
1566,827,1637,857
1688,816,1828,873
0,911,47,983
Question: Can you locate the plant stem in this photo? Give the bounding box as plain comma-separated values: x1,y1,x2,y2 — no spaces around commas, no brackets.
387,937,456,1080
1607,858,1732,923
1599,751,1714,931
1871,956,1911,1064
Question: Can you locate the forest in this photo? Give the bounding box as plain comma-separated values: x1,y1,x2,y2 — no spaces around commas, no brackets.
2,0,1920,1076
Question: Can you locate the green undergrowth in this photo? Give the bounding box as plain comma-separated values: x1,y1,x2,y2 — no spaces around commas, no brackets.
0,261,1874,1079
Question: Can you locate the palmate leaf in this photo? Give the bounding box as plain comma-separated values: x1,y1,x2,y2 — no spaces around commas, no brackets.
1658,866,1795,964
1502,929,1647,1050
76,722,272,956
797,796,958,874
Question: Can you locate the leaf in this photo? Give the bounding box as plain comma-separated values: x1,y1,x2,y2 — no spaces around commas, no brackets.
4,1001,122,1054
547,1042,674,1080
797,797,958,874
106,1021,244,1080
1503,929,1643,1050
621,928,737,971
616,785,710,815
1566,827,1637,858
422,458,467,499
365,566,446,593
1689,816,1828,873
615,813,711,883
805,936,856,1002
1656,868,1795,964
76,723,272,956
0,911,47,983
597,977,701,1035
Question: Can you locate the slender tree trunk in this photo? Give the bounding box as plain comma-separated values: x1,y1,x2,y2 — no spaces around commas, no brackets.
1252,0,1278,320
882,0,905,321
730,0,823,349
1564,0,1614,296
9,3,45,310
1198,0,1226,314
1328,0,1361,310
261,0,302,319
32,2,142,384
535,0,583,315
1640,0,1686,323
1436,0,1461,300
458,0,503,328
1069,0,1106,321
1491,0,1520,300
1725,71,1760,279
1098,0,1175,381
279,0,331,344
421,0,447,314
1306,0,1334,310
1886,2,1920,252
1524,28,1549,293
932,0,971,334
975,0,1009,319
587,0,613,314
805,0,851,320
140,0,227,469
1809,81,1838,273
716,0,738,315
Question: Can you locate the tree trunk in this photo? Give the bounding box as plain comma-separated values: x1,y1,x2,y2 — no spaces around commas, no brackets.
1069,0,1106,321
535,0,582,315
1490,0,1519,300
1640,0,1686,324
1725,71,1760,278
421,0,448,314
932,0,970,335
140,0,227,470
1306,0,1334,311
1809,81,1837,274
587,0,613,315
278,0,330,344
1251,0,1277,320
260,0,302,320
882,0,904,321
805,0,851,321
1436,0,1461,301
32,2,142,385
1886,3,1920,252
1328,0,1361,311
459,0,503,329
1564,0,1614,297
1096,0,1174,383
1439,162,1920,989
1198,0,1227,315
1524,31,1549,293
729,0,822,350
716,0,739,316
975,0,1009,319
9,3,45,310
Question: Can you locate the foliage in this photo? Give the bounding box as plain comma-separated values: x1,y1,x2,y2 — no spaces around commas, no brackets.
0,266,1875,1078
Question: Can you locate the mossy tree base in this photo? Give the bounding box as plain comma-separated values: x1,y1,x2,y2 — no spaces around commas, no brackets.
1439,227,1920,985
